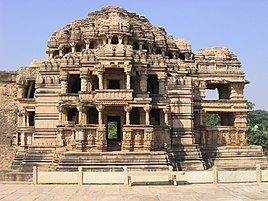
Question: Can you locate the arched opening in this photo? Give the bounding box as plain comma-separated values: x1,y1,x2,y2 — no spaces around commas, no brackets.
133,41,139,50
75,43,84,52
111,35,119,44
165,51,173,59
178,53,185,60
89,41,97,49
62,46,71,55
155,48,162,55
53,50,59,58
142,44,149,51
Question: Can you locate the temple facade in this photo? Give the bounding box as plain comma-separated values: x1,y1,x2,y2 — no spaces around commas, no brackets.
1,6,264,173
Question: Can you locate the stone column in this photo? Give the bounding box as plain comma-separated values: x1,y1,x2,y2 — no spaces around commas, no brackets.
124,106,132,125
96,105,104,126
144,105,151,125
97,72,104,90
77,104,86,125
60,71,68,94
126,72,131,90
140,74,148,93
57,105,63,125
81,75,88,92
21,132,25,147
163,106,169,125
158,77,166,95
71,43,75,53
26,112,29,127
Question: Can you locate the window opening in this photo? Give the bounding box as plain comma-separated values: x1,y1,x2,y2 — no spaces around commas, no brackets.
150,109,160,125
108,80,120,89
25,81,35,98
130,108,140,124
133,42,139,50
111,36,119,44
147,75,159,94
28,112,35,126
178,53,185,60
68,74,81,93
87,108,98,124
67,108,78,124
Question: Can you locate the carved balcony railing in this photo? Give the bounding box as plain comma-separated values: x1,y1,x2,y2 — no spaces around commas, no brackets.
59,94,79,104
194,126,247,147
201,100,248,112
79,92,95,102
122,125,154,151
95,89,133,101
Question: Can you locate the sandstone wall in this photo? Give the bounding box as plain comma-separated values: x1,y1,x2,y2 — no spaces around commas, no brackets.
0,71,17,168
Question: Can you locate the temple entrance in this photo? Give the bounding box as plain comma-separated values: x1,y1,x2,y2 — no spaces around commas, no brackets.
107,116,121,151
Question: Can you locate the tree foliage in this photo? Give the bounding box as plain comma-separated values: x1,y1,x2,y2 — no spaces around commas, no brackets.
206,113,221,126
247,101,268,155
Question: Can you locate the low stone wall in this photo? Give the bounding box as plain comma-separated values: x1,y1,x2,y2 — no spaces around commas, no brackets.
33,165,268,185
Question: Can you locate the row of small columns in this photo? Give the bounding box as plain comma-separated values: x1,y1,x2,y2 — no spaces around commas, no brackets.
60,70,165,94
19,110,32,127
59,104,169,127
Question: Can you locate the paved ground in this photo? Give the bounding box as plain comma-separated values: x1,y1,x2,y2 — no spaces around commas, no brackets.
0,183,268,201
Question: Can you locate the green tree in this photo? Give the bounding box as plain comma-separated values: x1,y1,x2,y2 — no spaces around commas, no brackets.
247,101,268,155
206,113,221,126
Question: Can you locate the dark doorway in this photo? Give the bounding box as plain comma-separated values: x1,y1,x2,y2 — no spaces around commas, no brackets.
107,116,121,151
108,80,120,89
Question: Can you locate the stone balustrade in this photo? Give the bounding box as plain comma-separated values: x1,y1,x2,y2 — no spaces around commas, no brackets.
122,125,154,151
60,94,79,103
201,100,248,112
195,126,247,146
79,92,95,101
95,89,133,101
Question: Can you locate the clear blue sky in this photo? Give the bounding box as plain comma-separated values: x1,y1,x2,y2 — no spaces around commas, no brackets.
0,0,267,110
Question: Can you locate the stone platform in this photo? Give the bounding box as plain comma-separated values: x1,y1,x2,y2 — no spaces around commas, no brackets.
0,183,268,201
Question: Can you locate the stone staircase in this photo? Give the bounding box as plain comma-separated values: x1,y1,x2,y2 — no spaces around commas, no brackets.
167,144,205,171
201,145,268,169
13,147,55,172
55,151,171,172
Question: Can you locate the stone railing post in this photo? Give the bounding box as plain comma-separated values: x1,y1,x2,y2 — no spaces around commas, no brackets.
256,164,262,183
33,166,38,184
213,165,218,184
123,166,128,186
78,166,83,185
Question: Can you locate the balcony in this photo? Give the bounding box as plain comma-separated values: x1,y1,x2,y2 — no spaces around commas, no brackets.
79,92,95,102
60,94,79,104
95,89,133,101
201,100,248,112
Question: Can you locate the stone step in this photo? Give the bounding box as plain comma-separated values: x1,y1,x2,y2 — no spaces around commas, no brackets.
56,151,170,172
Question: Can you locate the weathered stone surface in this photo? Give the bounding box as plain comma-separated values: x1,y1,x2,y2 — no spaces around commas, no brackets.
0,6,266,175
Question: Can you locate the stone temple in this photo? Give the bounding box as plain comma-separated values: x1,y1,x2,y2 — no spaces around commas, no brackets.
0,6,267,179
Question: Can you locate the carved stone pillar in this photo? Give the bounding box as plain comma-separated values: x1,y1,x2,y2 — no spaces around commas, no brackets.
77,104,87,125
97,72,104,90
20,132,25,147
140,74,148,93
158,78,166,94
163,106,169,125
124,106,132,125
60,71,68,94
126,72,131,90
81,75,88,92
144,105,151,125
96,105,104,126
